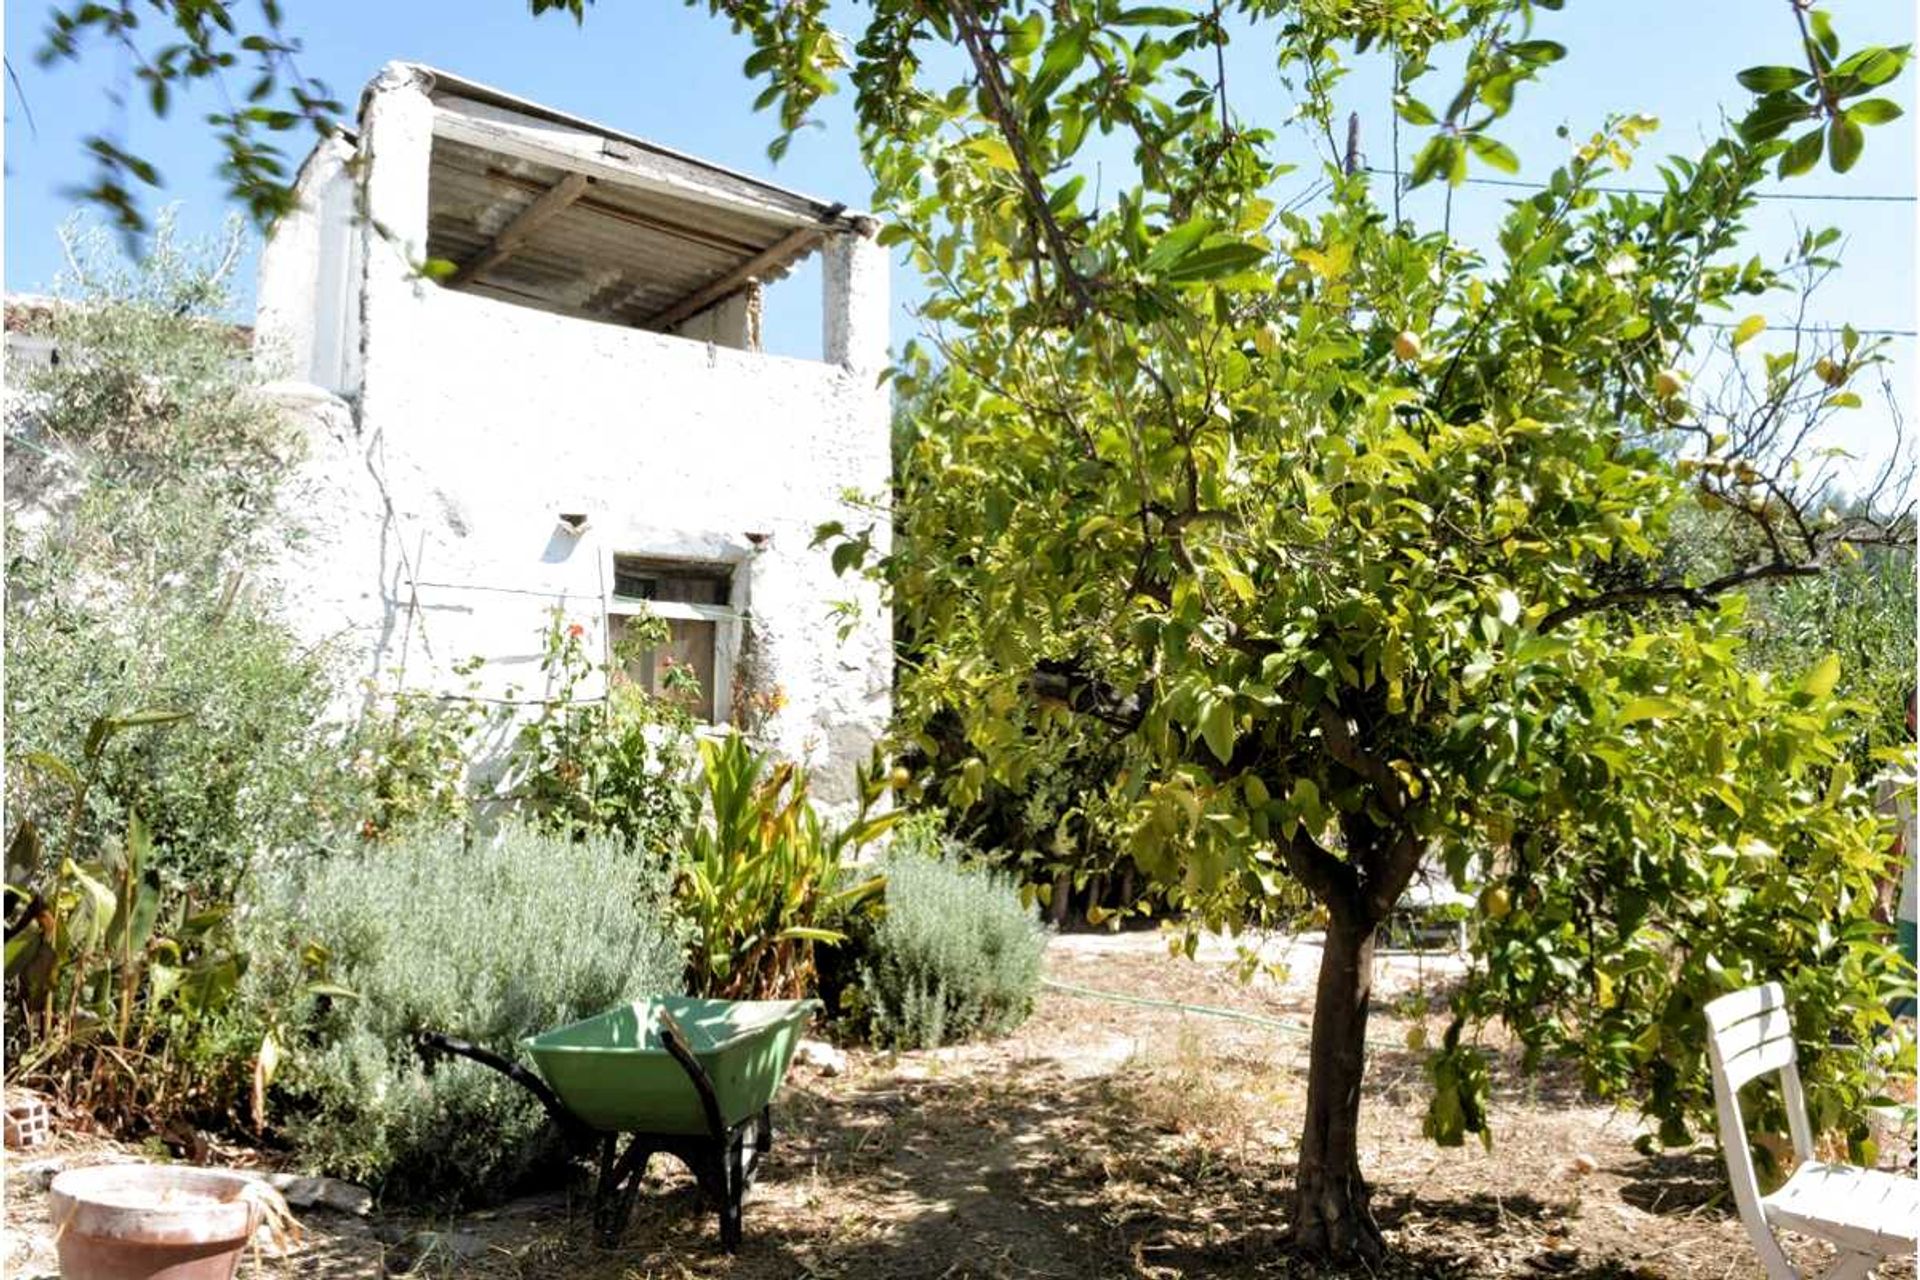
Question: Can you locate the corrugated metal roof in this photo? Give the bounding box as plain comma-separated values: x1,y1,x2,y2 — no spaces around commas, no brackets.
398,62,857,223
401,63,860,332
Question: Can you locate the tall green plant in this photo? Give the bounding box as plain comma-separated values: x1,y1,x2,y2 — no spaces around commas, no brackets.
856,834,1049,1050
4,218,353,1136
717,2,1913,1261
679,734,891,1001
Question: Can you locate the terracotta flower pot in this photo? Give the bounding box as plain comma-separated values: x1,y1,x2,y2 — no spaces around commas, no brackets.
49,1164,259,1280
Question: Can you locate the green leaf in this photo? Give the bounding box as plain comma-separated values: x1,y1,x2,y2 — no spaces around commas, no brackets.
962,135,1018,172
108,708,193,731
1731,314,1766,348
1808,9,1839,60
1846,98,1903,125
1833,46,1907,88
1003,11,1043,58
1800,652,1841,699
1395,96,1437,127
1291,776,1322,825
1467,133,1520,175
1736,65,1812,92
1031,29,1087,100
1112,7,1193,25
1408,136,1457,187
1506,40,1565,64
1164,240,1268,283
1617,697,1684,726
1200,696,1236,764
1144,216,1214,275
1827,117,1864,173
1741,93,1813,143
1777,127,1824,178
1047,174,1087,212
775,925,846,945
20,751,82,793
65,859,117,948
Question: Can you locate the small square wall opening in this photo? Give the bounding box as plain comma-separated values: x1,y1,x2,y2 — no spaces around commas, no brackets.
607,555,739,724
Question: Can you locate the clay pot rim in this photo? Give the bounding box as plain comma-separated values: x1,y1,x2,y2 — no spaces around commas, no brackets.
50,1164,258,1245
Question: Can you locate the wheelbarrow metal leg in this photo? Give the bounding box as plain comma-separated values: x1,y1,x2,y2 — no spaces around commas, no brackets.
719,1125,746,1252
592,1133,655,1246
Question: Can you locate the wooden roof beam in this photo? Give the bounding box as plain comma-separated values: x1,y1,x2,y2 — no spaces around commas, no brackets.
641,225,822,332
448,171,591,288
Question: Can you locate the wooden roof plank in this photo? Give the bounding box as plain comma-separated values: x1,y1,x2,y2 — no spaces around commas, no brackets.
448,171,591,288
642,226,823,332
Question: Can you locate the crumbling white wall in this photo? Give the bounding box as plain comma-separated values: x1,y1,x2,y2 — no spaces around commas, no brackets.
260,64,893,802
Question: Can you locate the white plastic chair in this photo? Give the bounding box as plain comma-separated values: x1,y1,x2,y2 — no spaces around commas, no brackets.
1704,982,1919,1279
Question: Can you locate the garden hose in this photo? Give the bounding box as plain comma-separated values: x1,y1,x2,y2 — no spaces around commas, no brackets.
1039,977,1408,1049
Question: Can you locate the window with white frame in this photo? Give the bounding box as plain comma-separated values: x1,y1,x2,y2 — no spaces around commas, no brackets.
605,554,740,724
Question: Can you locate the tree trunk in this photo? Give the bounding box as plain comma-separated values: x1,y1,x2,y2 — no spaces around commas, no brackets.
1292,904,1385,1262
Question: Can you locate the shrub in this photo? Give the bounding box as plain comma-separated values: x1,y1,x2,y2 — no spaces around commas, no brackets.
247,822,686,1204
856,831,1049,1050
5,214,342,902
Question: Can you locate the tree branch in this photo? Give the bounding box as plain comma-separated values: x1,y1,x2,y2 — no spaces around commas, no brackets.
1279,828,1359,916
1537,559,1822,633
951,3,1097,323
1316,700,1408,821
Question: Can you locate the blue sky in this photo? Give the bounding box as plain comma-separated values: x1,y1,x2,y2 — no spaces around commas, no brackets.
4,1,1913,482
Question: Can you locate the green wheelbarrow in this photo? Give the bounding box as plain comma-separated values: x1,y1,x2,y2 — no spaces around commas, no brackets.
417,996,820,1251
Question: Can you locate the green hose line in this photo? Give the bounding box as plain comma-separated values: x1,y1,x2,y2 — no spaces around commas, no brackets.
1039,977,1408,1049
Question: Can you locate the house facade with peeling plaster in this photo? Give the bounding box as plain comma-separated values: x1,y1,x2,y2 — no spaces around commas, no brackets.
254,62,892,802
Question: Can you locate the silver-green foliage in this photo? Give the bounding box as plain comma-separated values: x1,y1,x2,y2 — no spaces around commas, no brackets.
250,822,687,1203
5,214,335,901
858,835,1048,1050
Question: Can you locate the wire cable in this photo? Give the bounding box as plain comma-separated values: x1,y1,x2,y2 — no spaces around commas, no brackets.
1363,165,1914,204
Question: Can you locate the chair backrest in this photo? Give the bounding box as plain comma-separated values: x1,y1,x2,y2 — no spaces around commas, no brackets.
1703,982,1814,1280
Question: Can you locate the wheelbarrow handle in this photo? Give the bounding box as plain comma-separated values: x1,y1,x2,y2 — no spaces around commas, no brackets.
413,1030,594,1151
655,1007,726,1145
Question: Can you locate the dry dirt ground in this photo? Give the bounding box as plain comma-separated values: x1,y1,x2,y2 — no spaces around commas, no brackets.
5,933,1915,1279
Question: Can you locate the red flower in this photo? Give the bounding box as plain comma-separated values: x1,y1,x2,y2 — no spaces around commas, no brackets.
567,623,585,640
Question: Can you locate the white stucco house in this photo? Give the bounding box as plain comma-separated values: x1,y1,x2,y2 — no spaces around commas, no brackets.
255,62,892,800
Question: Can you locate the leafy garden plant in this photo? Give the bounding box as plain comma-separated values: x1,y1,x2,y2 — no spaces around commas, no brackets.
4,219,355,1137
736,0,1910,1261
507,608,700,851
5,217,345,902
679,733,892,1001
4,714,258,1129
